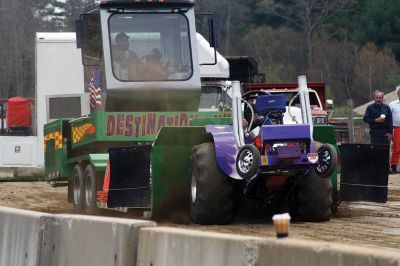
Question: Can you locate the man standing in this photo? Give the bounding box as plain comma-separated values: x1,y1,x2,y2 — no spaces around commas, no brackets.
363,90,393,145
389,86,400,172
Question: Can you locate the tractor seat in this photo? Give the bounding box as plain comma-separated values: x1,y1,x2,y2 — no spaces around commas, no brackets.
255,94,286,115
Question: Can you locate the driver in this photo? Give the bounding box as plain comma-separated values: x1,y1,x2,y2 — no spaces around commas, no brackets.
142,48,169,80
112,32,142,80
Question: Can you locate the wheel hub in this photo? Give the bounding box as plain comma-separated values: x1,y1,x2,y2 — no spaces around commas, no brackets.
317,149,331,174
238,150,254,174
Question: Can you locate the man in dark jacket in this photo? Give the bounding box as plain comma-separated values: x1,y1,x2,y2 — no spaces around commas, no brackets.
363,90,393,145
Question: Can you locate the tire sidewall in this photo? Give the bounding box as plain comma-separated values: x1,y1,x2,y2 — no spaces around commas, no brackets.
84,164,98,213
190,143,236,225
291,169,333,222
72,164,84,211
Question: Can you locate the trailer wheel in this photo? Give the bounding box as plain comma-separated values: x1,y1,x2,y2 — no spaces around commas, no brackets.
291,169,332,222
315,143,337,178
84,164,103,213
72,164,84,212
190,142,237,225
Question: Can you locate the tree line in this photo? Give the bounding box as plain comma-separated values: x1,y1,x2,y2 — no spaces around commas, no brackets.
0,0,399,107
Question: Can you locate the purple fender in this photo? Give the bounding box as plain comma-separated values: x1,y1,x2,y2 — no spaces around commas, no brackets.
205,125,242,180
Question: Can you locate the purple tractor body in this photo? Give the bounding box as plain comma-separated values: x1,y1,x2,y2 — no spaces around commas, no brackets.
190,91,337,225
207,94,320,180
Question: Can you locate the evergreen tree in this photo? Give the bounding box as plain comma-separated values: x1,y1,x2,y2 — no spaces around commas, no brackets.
352,0,400,59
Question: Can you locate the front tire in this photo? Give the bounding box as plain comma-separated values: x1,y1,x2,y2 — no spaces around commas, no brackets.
291,169,332,222
190,142,237,225
236,144,261,179
315,143,337,178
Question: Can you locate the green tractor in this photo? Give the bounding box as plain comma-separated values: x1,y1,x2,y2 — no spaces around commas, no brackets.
44,0,338,223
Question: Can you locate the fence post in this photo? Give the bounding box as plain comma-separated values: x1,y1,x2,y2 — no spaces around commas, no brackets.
347,99,354,143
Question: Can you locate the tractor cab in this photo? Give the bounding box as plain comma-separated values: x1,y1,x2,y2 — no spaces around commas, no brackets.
76,0,212,112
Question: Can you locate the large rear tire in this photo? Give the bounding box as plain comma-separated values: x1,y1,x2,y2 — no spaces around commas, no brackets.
84,164,103,214
291,169,332,222
72,164,84,212
190,142,237,225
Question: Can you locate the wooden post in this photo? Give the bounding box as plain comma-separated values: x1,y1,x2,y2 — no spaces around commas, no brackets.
347,99,354,143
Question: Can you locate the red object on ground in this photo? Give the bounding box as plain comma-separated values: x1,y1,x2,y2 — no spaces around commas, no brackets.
97,160,110,203
7,97,32,128
391,127,400,167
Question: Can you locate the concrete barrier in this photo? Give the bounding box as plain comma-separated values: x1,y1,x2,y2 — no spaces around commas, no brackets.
0,207,51,266
0,207,155,266
40,214,156,266
2,207,400,266
137,227,400,266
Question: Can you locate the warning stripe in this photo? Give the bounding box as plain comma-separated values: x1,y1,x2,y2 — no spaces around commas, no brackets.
72,123,96,144
44,131,63,151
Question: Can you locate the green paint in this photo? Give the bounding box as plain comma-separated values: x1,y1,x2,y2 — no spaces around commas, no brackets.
313,124,338,188
70,111,231,148
151,127,212,219
45,111,230,181
44,119,73,180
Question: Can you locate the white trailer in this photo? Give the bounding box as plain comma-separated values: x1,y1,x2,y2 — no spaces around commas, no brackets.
36,32,89,168
0,33,88,169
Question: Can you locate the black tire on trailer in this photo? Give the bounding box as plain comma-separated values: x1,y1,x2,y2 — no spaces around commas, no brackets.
72,164,84,212
291,169,332,222
190,142,237,225
84,164,103,214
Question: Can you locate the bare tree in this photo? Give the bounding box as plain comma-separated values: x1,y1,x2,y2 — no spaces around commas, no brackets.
242,25,305,82
310,29,356,103
0,0,37,97
352,43,399,105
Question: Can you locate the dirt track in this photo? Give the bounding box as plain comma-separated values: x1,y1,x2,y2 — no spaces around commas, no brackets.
1,176,400,251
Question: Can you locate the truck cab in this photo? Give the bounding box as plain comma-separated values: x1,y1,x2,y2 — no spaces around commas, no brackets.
77,0,202,112
44,0,228,213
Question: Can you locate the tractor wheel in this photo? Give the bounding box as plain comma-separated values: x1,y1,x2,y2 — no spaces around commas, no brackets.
190,142,237,225
236,144,261,179
84,164,103,214
72,164,84,212
291,169,332,222
315,143,337,178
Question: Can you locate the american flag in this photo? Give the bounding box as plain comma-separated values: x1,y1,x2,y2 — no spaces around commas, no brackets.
89,68,102,109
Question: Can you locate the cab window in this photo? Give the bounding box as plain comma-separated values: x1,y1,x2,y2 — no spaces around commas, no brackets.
109,13,192,81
